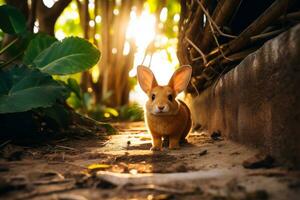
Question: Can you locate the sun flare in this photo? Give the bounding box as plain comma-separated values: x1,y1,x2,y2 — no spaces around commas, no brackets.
126,9,156,49
127,6,179,105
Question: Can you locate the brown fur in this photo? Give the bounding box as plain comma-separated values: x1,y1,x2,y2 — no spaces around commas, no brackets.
146,99,191,150
137,65,192,151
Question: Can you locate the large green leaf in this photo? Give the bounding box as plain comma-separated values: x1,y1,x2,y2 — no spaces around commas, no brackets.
32,37,100,75
0,65,67,114
23,33,57,65
0,5,26,34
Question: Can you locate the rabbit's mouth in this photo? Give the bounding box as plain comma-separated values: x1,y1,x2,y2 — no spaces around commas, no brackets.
152,105,170,115
151,109,178,116
150,109,172,115
152,110,168,115
150,111,178,116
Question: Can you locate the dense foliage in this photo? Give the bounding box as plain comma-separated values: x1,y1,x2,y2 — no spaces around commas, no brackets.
0,4,101,133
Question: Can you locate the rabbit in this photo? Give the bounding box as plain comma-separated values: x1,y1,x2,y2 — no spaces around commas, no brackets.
137,65,192,151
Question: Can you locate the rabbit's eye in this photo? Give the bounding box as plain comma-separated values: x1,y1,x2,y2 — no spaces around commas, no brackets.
168,94,173,102
151,94,155,101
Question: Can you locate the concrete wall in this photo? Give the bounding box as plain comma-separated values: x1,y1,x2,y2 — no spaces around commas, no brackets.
189,24,300,168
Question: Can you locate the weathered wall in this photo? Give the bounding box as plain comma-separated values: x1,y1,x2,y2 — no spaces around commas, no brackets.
189,24,300,168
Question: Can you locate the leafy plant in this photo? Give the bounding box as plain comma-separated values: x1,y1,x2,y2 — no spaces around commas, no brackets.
66,80,119,120
32,37,100,75
0,36,100,112
66,76,144,122
0,4,111,135
0,65,67,113
119,103,144,121
23,33,57,65
0,4,142,128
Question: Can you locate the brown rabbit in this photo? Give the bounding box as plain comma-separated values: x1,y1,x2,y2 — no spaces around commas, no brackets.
137,65,192,151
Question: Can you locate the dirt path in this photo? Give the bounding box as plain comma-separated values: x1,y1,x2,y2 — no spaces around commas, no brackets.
0,122,299,200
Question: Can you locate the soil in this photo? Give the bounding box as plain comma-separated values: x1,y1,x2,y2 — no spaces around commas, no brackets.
0,122,299,200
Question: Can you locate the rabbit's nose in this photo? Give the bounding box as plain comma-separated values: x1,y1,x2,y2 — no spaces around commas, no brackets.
158,106,165,111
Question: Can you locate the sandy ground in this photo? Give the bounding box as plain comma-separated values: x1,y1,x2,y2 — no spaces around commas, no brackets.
0,122,299,200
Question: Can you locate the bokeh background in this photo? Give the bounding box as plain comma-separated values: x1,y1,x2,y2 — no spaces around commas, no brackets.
0,0,182,121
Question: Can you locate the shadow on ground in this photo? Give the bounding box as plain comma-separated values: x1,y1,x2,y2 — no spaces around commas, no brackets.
0,122,299,199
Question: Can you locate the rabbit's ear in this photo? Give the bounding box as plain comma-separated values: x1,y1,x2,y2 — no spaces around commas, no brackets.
168,66,192,95
137,65,158,93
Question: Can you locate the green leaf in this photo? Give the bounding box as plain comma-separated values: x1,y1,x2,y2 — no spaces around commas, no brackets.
23,33,57,65
66,92,82,109
0,5,26,34
104,107,119,117
100,122,116,135
1,32,35,62
0,65,67,114
32,37,101,75
87,163,111,170
39,104,70,128
67,77,81,98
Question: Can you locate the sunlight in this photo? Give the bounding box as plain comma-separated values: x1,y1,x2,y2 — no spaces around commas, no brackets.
95,33,100,40
130,50,179,105
95,15,102,23
113,8,120,16
160,7,168,22
126,6,179,105
42,0,58,8
123,41,131,56
126,9,156,50
55,2,82,38
33,20,39,33
173,13,180,22
55,29,65,40
52,1,180,107
89,20,95,27
88,0,94,10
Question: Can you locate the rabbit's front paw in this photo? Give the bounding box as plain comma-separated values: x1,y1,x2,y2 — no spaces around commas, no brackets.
150,146,162,151
169,145,180,150
169,136,180,150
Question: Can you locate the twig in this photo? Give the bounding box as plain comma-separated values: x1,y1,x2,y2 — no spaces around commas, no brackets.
0,140,11,149
124,184,196,194
180,64,201,96
54,138,69,143
140,39,156,68
185,37,207,65
220,48,256,64
207,18,232,64
250,29,284,41
149,50,154,67
278,11,300,22
0,51,23,69
55,145,77,151
197,0,237,39
191,79,200,96
222,0,292,56
0,37,19,55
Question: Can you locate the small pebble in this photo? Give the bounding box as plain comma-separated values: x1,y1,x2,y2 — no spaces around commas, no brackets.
199,149,208,156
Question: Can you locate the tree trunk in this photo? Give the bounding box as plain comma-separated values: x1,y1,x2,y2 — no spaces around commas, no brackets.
76,0,145,107
36,0,71,35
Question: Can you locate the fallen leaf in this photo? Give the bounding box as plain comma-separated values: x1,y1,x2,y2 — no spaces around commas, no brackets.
87,164,111,170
